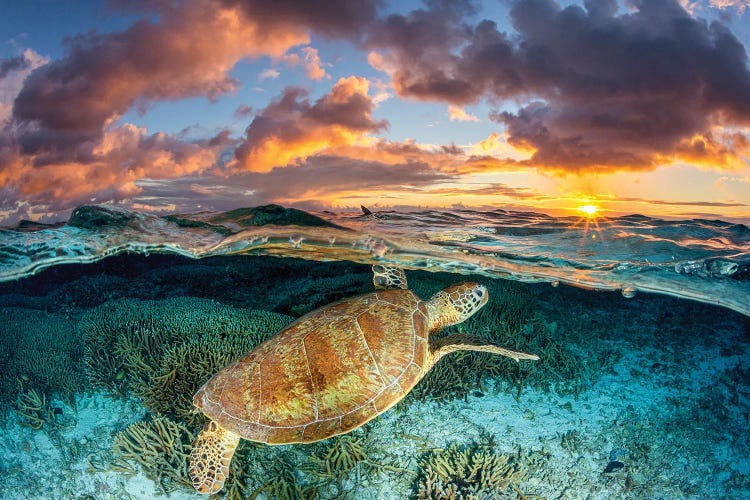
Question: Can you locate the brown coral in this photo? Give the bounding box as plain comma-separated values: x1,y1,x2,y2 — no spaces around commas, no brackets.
417,444,526,499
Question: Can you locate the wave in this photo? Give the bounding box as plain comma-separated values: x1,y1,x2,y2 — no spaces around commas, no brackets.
1,204,748,317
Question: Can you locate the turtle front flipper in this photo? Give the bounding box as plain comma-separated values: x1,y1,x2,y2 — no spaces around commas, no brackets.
428,333,539,368
372,265,408,290
189,420,240,494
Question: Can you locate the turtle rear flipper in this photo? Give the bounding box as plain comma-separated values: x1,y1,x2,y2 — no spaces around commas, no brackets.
189,421,240,494
372,265,408,290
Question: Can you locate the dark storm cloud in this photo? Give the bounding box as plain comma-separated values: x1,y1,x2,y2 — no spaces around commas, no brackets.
220,0,380,40
0,55,29,78
367,0,750,169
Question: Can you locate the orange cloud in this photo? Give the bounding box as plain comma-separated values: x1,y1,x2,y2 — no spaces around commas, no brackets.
281,46,329,81
448,106,479,122
11,0,316,160
1,123,228,215
232,76,388,172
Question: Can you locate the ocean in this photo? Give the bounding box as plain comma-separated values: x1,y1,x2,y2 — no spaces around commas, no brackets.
1,204,748,499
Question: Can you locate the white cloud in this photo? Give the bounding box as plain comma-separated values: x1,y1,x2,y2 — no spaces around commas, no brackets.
258,68,280,81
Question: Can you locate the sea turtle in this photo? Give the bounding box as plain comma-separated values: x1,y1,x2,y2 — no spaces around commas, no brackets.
189,265,539,494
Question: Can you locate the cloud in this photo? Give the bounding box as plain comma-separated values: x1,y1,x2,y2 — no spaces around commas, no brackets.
220,0,380,41
281,46,329,80
10,0,318,161
233,105,254,119
259,68,281,81
448,105,479,122
366,0,750,171
608,196,746,207
0,49,48,126
421,183,539,199
680,0,750,14
130,154,454,213
0,55,29,78
233,76,389,172
0,124,229,217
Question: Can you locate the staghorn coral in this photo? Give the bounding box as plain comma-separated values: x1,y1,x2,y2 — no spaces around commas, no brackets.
112,416,194,493
139,332,276,428
0,307,83,404
15,387,55,430
408,273,586,402
80,297,293,400
416,443,526,499
250,465,317,500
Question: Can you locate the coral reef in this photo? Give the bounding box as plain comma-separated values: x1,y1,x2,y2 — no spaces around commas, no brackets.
15,387,55,430
306,435,373,497
80,297,293,402
207,204,345,229
408,272,592,402
415,443,526,499
111,415,194,493
0,307,83,404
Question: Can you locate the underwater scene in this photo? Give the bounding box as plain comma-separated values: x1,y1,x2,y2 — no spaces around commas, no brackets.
0,204,748,499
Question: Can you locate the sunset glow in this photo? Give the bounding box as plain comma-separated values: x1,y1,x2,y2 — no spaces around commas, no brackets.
577,205,600,217
0,0,749,225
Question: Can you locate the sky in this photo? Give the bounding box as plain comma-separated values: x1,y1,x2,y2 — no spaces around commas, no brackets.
1,0,749,225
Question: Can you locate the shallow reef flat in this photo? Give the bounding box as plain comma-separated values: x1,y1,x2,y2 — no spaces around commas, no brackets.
0,255,748,499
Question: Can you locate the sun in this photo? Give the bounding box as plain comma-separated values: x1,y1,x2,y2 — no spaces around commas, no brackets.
577,204,599,217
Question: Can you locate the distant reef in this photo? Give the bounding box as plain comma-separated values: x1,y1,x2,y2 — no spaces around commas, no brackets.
64,203,346,231
205,204,346,229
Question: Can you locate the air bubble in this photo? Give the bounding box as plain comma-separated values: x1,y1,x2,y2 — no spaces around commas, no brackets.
621,286,637,298
551,280,559,287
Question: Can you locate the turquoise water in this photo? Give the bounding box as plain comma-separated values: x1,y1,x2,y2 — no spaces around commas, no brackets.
1,204,748,498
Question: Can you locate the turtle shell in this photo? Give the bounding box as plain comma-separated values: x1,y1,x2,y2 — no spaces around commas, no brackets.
193,289,431,444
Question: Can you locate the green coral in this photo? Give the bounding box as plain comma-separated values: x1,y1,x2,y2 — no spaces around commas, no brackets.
0,307,83,404
416,443,526,499
408,273,588,402
80,297,293,406
112,416,194,493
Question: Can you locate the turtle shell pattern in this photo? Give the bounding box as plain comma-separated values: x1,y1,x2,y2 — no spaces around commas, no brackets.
193,289,430,444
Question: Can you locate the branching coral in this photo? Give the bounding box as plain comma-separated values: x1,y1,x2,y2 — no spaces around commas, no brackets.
80,297,293,405
15,387,54,430
112,416,194,493
416,443,526,499
139,333,273,428
409,273,587,402
0,307,82,404
309,436,370,481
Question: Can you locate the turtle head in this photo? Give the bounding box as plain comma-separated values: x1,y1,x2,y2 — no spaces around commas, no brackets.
426,282,488,331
